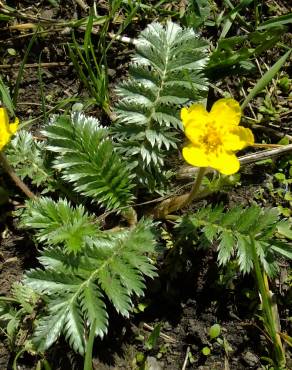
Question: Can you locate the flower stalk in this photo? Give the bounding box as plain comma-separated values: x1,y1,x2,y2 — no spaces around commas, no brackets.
250,237,286,368
153,167,206,218
181,167,206,208
0,152,36,199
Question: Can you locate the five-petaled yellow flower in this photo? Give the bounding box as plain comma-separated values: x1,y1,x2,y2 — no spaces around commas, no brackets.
0,107,19,151
181,98,254,175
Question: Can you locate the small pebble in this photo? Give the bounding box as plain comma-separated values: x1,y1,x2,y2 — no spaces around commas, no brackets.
145,356,163,370
242,351,259,366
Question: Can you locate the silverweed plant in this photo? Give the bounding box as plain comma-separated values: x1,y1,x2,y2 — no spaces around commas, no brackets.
0,20,291,370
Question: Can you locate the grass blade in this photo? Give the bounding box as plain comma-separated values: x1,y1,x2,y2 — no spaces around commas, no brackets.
38,52,47,124
221,0,254,36
241,49,291,110
257,13,292,30
12,26,39,106
84,13,94,62
0,75,14,116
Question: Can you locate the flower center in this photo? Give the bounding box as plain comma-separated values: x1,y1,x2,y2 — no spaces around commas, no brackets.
201,125,222,153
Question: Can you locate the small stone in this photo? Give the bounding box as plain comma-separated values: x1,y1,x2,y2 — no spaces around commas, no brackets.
242,351,259,366
145,356,163,370
163,322,172,331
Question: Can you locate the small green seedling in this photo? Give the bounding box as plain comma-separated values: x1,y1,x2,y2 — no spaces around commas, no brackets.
144,323,162,351
202,346,211,356
201,323,232,359
209,323,221,339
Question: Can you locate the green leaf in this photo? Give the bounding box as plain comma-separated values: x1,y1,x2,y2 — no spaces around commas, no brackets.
63,302,85,354
271,241,292,260
43,113,134,210
111,259,145,296
80,283,108,337
32,300,68,352
112,21,208,189
98,268,132,317
251,208,279,239
217,231,235,265
206,27,286,79
222,0,254,20
23,220,157,353
25,269,83,294
48,0,59,6
21,197,100,254
0,14,12,21
145,323,162,350
257,13,292,30
236,206,261,234
236,235,253,274
209,323,221,339
221,206,242,227
6,131,52,190
11,283,38,314
276,221,292,240
179,205,285,275
202,224,218,242
183,0,210,28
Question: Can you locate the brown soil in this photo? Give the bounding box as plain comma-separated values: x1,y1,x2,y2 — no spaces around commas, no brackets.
0,227,33,369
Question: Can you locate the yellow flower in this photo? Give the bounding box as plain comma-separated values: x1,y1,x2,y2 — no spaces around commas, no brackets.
181,98,254,175
0,107,19,151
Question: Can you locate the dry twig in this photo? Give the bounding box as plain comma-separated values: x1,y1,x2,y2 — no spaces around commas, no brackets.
181,346,190,370
74,0,89,11
0,62,67,69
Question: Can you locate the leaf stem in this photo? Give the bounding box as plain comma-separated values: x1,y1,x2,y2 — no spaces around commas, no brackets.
250,237,285,368
83,319,96,370
0,152,36,199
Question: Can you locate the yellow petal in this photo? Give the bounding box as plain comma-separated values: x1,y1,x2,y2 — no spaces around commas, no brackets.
210,98,241,127
208,150,240,175
181,104,209,129
0,132,11,151
184,125,205,144
182,144,209,167
223,126,254,151
0,108,19,151
9,117,19,134
0,107,9,128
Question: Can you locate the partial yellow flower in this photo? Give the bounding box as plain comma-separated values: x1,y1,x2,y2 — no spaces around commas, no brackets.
0,107,19,151
181,98,254,175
